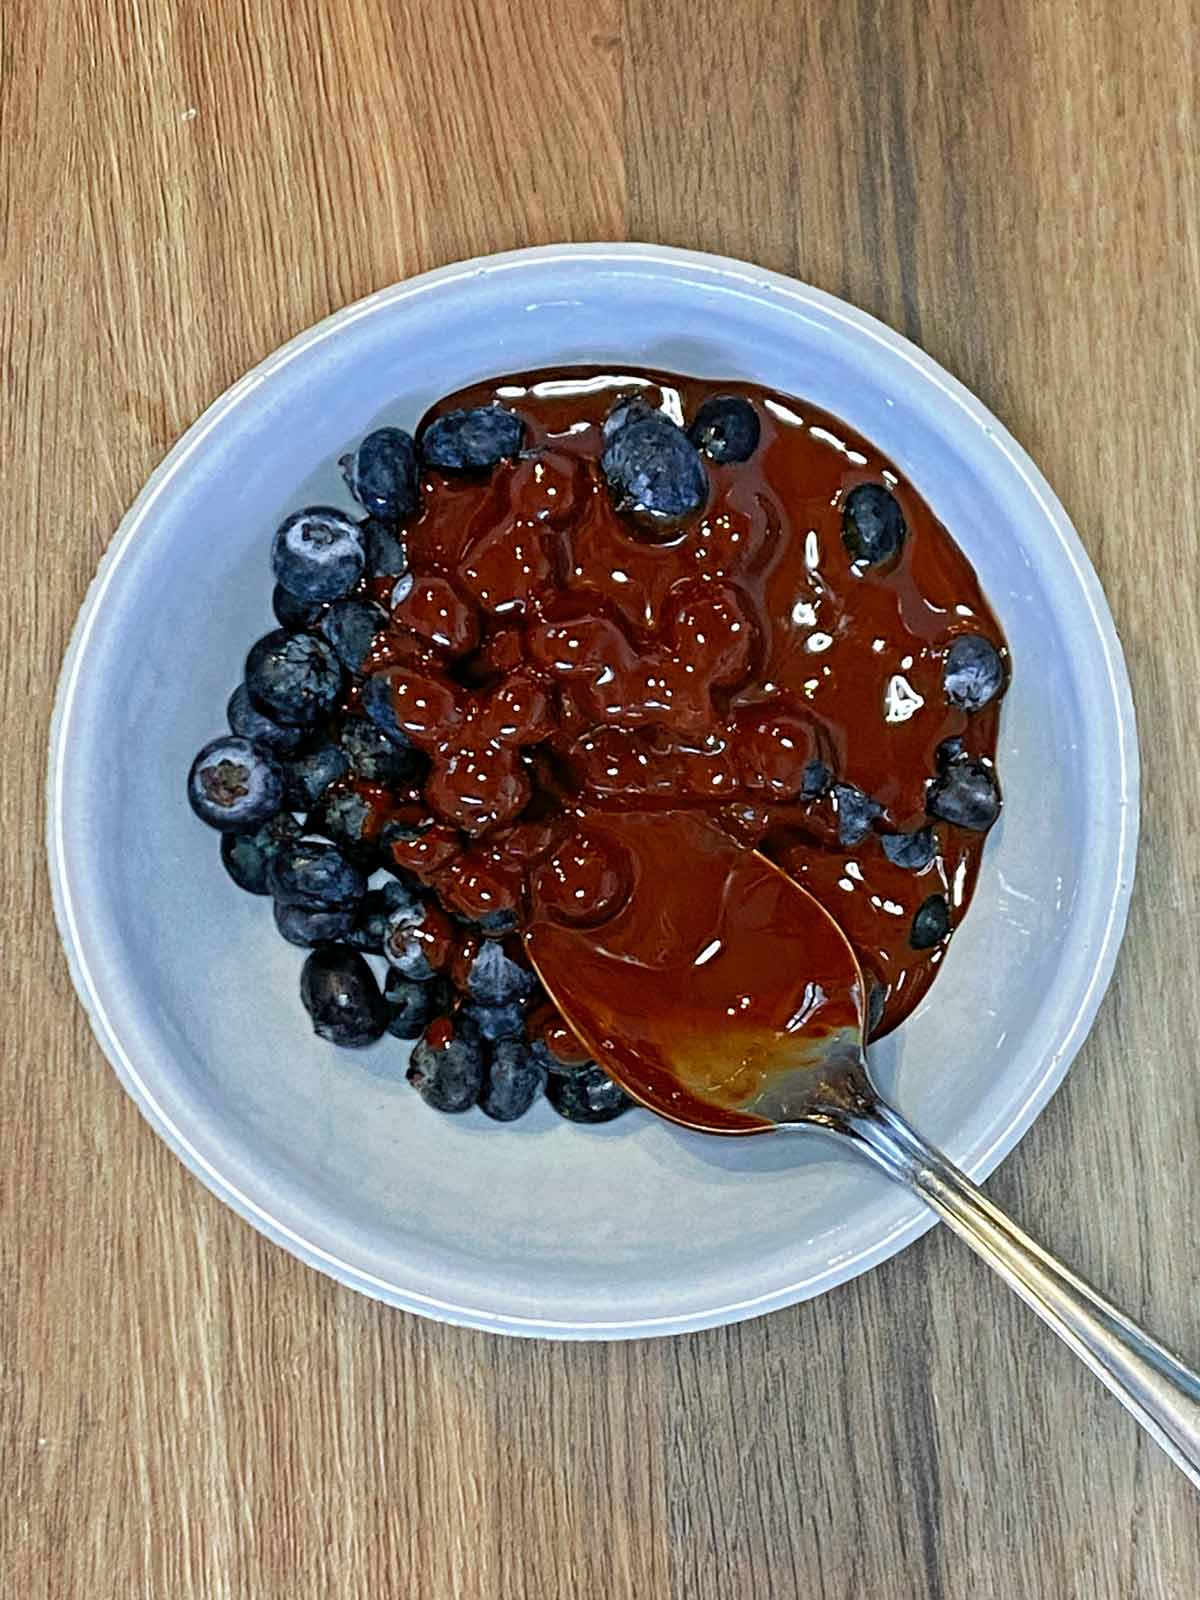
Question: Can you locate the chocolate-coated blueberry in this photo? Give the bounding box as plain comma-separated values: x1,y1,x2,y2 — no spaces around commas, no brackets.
187,736,283,832
842,483,906,567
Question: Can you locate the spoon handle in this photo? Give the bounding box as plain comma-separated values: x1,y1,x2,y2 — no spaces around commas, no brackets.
836,1097,1200,1490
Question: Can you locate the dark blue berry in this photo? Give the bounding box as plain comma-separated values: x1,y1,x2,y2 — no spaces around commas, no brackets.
271,507,365,602
360,673,412,750
480,1039,547,1122
339,716,423,784
382,898,438,980
601,394,659,442
308,787,379,863
842,483,906,567
340,428,420,522
187,736,283,832
361,517,409,578
347,878,424,954
407,1018,485,1111
319,598,387,676
935,736,965,771
300,946,388,1047
688,395,761,463
881,826,937,872
274,900,357,948
471,907,519,935
245,629,342,726
226,682,309,756
463,1001,526,1042
272,583,324,631
281,743,350,811
801,759,832,800
221,811,301,895
420,405,524,474
268,839,366,911
943,634,1006,712
927,759,1001,831
385,971,449,1040
530,1040,594,1081
910,894,951,950
465,939,536,1006
834,783,882,846
601,408,709,530
545,1064,632,1123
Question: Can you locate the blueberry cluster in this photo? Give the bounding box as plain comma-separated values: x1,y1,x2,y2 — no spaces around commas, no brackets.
186,409,630,1125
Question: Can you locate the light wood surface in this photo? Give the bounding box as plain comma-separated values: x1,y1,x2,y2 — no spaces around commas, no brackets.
4,2,1199,1595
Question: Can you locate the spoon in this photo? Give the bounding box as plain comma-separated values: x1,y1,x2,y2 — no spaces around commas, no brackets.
525,810,1200,1488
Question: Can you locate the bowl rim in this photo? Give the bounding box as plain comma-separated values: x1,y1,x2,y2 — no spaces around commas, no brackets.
46,241,1139,1338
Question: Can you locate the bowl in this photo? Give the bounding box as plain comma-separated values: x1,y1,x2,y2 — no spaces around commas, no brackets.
48,243,1138,1338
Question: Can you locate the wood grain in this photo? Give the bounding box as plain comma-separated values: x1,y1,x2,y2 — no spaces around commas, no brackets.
3,1,1198,1595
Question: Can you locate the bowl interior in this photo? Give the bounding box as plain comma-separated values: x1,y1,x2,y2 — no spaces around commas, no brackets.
50,247,1136,1334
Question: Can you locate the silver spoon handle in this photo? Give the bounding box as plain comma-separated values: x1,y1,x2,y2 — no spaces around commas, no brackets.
835,1097,1200,1490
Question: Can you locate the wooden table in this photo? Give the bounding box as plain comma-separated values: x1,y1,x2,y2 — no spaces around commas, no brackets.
5,2,1198,1594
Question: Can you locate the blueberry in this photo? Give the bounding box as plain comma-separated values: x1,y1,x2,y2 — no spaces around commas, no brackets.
530,1040,594,1081
910,894,951,950
927,760,1001,832
420,405,525,474
308,787,379,862
842,483,906,567
867,983,888,1034
272,583,324,631
385,971,449,1040
545,1064,632,1123
319,598,387,676
245,629,342,726
601,410,709,529
274,899,358,948
601,394,660,442
688,395,761,463
187,736,284,832
339,717,423,785
943,634,1006,712
382,903,438,981
281,743,350,811
935,736,965,771
339,427,420,522
300,946,388,1047
220,812,302,895
834,783,882,846
268,839,366,910
801,758,832,800
480,1039,548,1122
361,517,409,578
471,907,519,935
464,1001,526,1042
465,939,536,1006
226,683,309,757
407,1018,485,1111
881,826,937,872
360,673,412,749
349,878,424,954
271,506,365,602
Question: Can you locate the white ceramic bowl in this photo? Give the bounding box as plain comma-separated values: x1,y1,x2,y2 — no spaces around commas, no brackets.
48,244,1138,1338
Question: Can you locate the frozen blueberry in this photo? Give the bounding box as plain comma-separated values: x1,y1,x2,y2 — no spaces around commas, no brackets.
407,1018,486,1111
220,811,302,895
348,878,424,954
910,894,951,950
465,939,536,1006
382,904,438,981
360,673,412,749
274,900,357,948
338,716,421,785
226,682,309,757
834,783,882,846
688,395,761,463
545,1064,632,1123
319,598,387,676
339,427,420,522
601,394,660,442
801,758,832,800
842,483,906,567
268,839,366,911
281,743,350,812
361,518,408,579
881,826,937,872
308,787,379,863
480,1039,548,1122
943,634,1006,712
601,409,709,530
385,971,449,1040
464,1001,526,1042
187,736,284,832
245,629,342,726
420,405,525,474
300,946,388,1047
927,759,1001,832
271,507,365,602
272,583,324,631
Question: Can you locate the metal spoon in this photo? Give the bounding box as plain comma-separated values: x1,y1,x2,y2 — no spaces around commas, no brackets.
527,826,1200,1489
